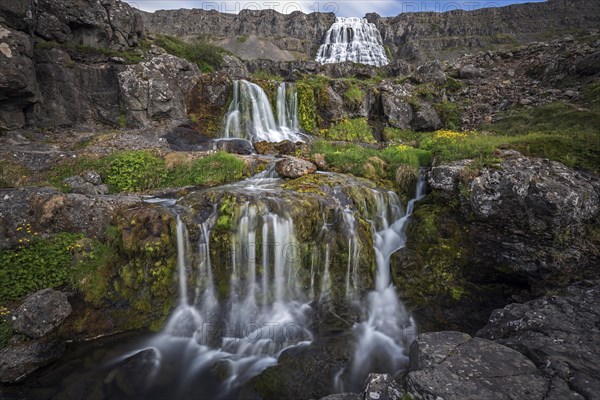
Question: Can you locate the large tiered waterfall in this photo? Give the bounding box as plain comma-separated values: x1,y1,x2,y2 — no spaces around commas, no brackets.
124,170,422,397
315,17,390,67
224,80,305,143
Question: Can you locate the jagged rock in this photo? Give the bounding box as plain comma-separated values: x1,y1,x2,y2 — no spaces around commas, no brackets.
382,92,413,129
363,374,404,400
215,139,254,155
0,340,65,383
406,332,548,400
0,25,38,130
412,103,442,131
12,289,72,338
63,173,109,196
477,281,600,400
413,60,447,85
428,160,472,194
469,156,598,227
276,156,317,178
112,348,160,396
459,64,484,79
118,55,200,127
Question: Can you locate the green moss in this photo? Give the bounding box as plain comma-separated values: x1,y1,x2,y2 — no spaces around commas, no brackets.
0,306,13,349
215,194,238,232
297,83,318,134
0,160,30,188
325,118,375,143
154,35,227,73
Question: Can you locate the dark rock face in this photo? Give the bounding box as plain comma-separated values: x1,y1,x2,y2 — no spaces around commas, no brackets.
215,138,254,155
0,340,65,383
412,103,442,131
381,91,413,130
12,289,72,339
363,373,404,400
406,331,548,400
112,348,160,396
367,0,600,62
413,60,447,85
478,281,600,400
276,156,317,178
0,187,142,250
141,9,336,60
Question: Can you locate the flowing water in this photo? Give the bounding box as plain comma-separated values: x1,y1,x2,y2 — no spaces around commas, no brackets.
316,17,389,67
224,80,305,143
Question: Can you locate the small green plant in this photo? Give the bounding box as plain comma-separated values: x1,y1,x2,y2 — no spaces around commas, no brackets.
238,35,249,43
0,229,83,302
434,101,463,130
0,306,12,349
106,151,167,192
117,112,128,128
326,118,375,143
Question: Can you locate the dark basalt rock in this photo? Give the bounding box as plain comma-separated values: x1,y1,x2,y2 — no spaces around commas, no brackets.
477,281,600,400
0,340,65,383
406,331,548,400
12,289,72,339
215,138,254,155
164,125,212,151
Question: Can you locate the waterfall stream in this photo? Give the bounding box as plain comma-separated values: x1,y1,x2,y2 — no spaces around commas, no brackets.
224,80,305,143
316,17,390,67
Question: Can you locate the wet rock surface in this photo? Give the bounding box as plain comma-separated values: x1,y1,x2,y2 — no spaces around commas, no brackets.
276,156,317,179
406,331,548,400
478,281,600,400
12,289,72,339
0,340,65,383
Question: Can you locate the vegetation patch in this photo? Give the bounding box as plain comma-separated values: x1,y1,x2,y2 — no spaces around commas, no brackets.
154,35,227,73
0,160,30,188
324,118,375,143
105,150,167,192
297,83,318,134
434,101,463,130
343,83,365,109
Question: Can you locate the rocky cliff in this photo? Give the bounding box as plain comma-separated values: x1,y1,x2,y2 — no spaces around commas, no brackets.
140,0,600,62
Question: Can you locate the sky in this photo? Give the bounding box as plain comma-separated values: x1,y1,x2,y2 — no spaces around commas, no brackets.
124,0,547,17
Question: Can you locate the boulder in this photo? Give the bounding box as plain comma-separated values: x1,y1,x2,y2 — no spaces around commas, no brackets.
428,160,472,194
459,64,484,79
406,332,548,400
274,140,297,156
12,289,72,338
413,60,447,85
276,156,317,179
215,139,254,155
576,51,600,76
382,92,413,130
254,141,278,155
363,373,404,400
164,125,211,151
0,340,65,383
63,173,109,196
477,281,600,400
412,103,442,131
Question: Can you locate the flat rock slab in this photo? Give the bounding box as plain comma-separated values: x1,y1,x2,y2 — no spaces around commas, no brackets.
0,340,65,383
12,288,72,338
406,331,548,400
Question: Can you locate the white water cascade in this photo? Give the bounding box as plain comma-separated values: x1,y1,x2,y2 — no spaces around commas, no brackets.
316,17,389,67
338,175,426,392
224,80,305,143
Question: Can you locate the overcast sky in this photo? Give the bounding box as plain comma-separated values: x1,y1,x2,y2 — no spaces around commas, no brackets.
124,0,546,17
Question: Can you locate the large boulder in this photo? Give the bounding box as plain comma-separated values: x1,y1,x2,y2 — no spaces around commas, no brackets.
276,156,317,179
363,373,404,400
382,92,413,130
413,60,447,85
478,281,600,400
406,331,548,400
12,289,72,338
412,103,442,131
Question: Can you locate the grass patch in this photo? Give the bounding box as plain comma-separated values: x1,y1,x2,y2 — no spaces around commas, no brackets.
167,152,245,187
434,101,462,130
251,70,283,81
154,35,227,73
324,118,375,143
343,84,365,109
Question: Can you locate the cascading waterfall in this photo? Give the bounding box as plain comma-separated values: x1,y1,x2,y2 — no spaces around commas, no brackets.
316,17,390,67
338,175,426,392
224,80,305,143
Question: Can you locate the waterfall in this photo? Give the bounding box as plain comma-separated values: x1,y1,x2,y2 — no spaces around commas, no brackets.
316,17,390,67
338,175,426,392
224,80,305,143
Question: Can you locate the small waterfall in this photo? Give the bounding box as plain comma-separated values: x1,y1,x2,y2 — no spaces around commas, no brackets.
316,17,390,67
340,175,426,391
224,80,305,143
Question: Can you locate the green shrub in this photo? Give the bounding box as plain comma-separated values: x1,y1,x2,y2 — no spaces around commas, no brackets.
343,84,365,109
434,101,462,130
326,118,375,143
168,152,245,187
0,232,83,302
154,35,226,73
106,151,167,192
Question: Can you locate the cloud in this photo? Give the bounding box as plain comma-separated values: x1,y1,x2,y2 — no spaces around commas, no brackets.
125,0,546,17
